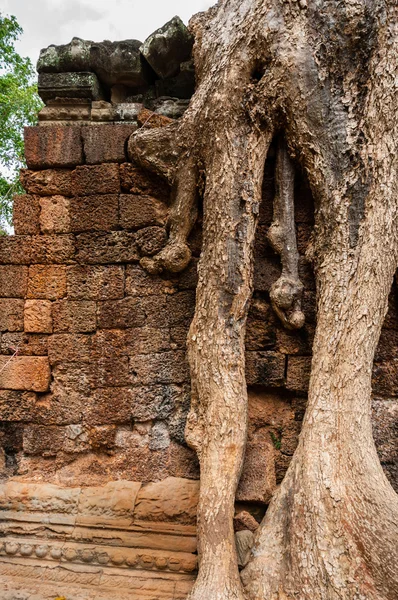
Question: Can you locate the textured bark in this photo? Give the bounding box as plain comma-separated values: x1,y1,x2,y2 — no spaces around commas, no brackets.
129,1,398,598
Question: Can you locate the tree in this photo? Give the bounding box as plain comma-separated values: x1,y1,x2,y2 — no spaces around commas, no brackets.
0,13,42,233
129,1,398,598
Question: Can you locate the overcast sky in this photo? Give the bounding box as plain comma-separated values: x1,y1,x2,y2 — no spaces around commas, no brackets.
1,0,215,68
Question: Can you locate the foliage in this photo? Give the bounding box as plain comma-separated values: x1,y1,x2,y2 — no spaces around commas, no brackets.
0,13,42,233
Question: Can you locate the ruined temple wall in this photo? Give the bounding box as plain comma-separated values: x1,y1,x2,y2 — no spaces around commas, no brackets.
0,119,396,598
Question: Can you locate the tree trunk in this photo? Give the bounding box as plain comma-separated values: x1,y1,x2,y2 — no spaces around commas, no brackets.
130,1,398,598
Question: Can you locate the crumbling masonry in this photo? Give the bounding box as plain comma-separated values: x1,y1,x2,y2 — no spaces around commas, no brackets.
0,16,396,600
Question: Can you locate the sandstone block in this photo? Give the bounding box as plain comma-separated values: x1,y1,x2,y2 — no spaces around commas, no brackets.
1,332,49,357
24,300,53,333
0,356,51,392
77,480,141,527
0,235,32,264
0,266,28,297
130,351,190,385
233,510,259,533
48,333,92,365
140,16,194,79
136,226,167,256
38,71,103,101
27,265,67,300
52,300,96,333
125,264,174,296
76,231,139,264
134,477,199,525
24,125,83,169
286,356,312,392
83,387,133,426
119,194,168,229
0,299,24,332
97,297,146,329
0,480,80,514
0,390,37,421
72,163,120,195
245,351,286,387
38,97,91,122
39,196,71,233
67,265,124,300
12,194,41,235
20,168,73,197
119,162,170,201
237,438,276,504
69,194,119,232
90,329,128,359
29,235,76,264
82,124,137,164
235,530,254,567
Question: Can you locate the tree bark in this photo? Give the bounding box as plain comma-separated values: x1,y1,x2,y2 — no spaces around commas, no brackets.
129,1,398,598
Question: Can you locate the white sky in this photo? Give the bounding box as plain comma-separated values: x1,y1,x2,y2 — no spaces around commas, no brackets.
1,0,215,68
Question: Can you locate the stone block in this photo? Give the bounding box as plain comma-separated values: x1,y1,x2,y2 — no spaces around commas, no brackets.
125,264,174,296
140,16,193,79
69,194,119,232
23,424,66,455
253,255,281,292
372,360,398,396
38,71,103,101
149,421,171,450
119,194,168,229
165,291,195,326
72,163,120,195
1,332,49,357
246,319,276,351
137,107,174,129
298,256,315,291
0,235,32,265
0,299,24,332
83,387,134,425
235,530,255,568
286,356,312,392
90,356,131,388
119,162,170,201
88,425,117,451
24,125,83,169
77,480,141,527
38,97,91,122
82,124,137,164
125,326,171,355
276,324,315,355
177,258,198,290
24,300,53,333
134,477,199,525
52,300,96,333
48,333,92,365
20,168,73,197
90,329,128,359
245,351,286,387
67,265,124,300
29,234,76,264
0,390,37,421
39,196,71,233
375,329,398,362
130,351,190,385
0,480,80,514
0,356,51,392
27,265,67,300
233,511,259,533
97,297,146,329
12,194,41,235
76,231,139,264
0,266,28,297
136,226,167,256
237,437,276,504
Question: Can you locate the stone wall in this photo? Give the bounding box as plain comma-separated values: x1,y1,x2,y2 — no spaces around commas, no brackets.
0,81,396,600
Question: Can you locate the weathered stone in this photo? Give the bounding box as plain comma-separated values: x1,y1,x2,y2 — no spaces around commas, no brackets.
0,235,32,264
13,194,41,235
0,390,37,421
38,98,91,122
1,332,49,357
125,326,171,355
237,437,276,504
253,255,281,292
69,194,119,232
154,60,195,99
23,424,66,455
37,37,91,72
119,194,168,229
153,97,191,118
91,101,116,122
20,168,73,197
72,163,120,195
134,477,199,524
372,360,398,397
77,480,141,526
276,324,315,355
235,530,254,568
82,124,137,164
97,297,146,329
39,195,71,233
114,102,143,122
67,265,124,300
140,16,194,79
48,333,92,365
0,356,51,392
245,351,286,387
0,266,28,298
90,356,131,388
246,318,276,351
90,39,151,87
233,511,259,533
24,300,53,333
0,299,24,332
130,351,190,385
52,300,97,333
38,72,103,101
29,235,76,264
76,231,139,264
137,107,174,129
125,264,174,296
136,226,167,256
375,329,398,362
150,421,171,450
24,125,83,169
0,480,80,513
88,425,117,451
286,356,312,392
27,265,67,300
119,162,170,200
